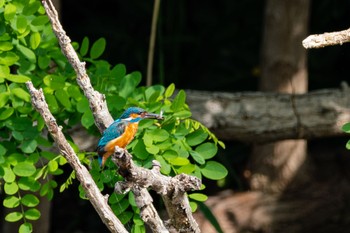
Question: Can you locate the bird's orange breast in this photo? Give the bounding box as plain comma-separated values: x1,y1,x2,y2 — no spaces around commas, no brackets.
104,122,139,152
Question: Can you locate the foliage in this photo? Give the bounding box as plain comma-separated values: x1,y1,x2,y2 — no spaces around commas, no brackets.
342,123,350,150
0,0,227,232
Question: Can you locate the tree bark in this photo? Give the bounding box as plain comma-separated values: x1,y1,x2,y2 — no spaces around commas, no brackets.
186,86,350,143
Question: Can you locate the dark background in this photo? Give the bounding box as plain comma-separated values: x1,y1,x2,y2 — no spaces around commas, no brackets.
50,1,350,232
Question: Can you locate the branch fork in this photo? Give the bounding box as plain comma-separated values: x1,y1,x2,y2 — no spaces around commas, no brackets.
112,147,201,233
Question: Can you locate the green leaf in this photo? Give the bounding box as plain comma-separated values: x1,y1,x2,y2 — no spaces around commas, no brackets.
38,55,50,69
165,83,175,98
45,94,59,113
17,44,36,63
80,37,89,57
16,15,28,34
189,193,208,202
118,72,142,98
81,110,94,128
5,74,30,83
0,107,14,120
4,4,17,21
67,85,81,99
13,162,36,177
156,155,171,175
133,139,149,160
19,222,33,233
5,212,23,222
168,157,189,166
43,74,66,90
117,211,133,225
346,139,350,150
342,122,350,133
12,88,31,102
76,98,89,113
195,142,218,160
189,201,198,212
111,63,126,82
3,167,15,182
171,89,186,111
146,128,169,142
23,0,40,15
55,89,72,109
18,177,41,192
29,32,41,50
186,129,208,146
111,200,129,215
0,41,13,51
24,208,41,220
31,15,49,26
48,160,58,173
20,139,37,153
90,37,106,59
197,202,224,233
176,163,196,174
4,182,19,195
132,224,146,233
0,143,6,156
0,52,19,66
200,161,228,180
0,92,10,108
21,194,40,207
3,195,20,208
190,150,205,165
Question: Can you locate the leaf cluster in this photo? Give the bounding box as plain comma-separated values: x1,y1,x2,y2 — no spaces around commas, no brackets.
0,1,227,232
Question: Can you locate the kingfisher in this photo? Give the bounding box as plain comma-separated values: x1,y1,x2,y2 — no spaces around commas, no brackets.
97,107,163,167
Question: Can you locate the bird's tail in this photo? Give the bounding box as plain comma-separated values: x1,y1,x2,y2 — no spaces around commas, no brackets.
96,146,105,167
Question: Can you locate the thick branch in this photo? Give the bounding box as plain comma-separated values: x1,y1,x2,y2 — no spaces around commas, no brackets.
26,82,127,233
303,27,350,49
186,85,350,143
112,148,201,233
42,0,113,132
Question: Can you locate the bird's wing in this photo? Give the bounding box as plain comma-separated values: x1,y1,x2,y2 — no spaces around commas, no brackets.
97,120,127,153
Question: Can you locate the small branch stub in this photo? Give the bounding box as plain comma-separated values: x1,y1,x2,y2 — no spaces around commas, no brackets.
302,27,350,49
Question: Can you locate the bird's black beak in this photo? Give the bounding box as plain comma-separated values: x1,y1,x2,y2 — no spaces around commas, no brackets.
143,112,164,120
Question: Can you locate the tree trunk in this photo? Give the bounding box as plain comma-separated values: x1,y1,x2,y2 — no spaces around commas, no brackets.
250,0,310,193
186,87,350,142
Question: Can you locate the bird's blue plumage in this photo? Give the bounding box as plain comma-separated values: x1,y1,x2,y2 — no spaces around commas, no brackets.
96,107,163,167
97,119,125,148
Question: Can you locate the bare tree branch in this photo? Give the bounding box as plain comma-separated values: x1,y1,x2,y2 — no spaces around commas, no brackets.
302,27,350,49
26,82,128,233
42,0,113,132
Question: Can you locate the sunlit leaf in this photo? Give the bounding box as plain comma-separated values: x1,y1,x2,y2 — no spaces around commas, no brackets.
5,211,22,222
13,162,36,177
200,161,228,180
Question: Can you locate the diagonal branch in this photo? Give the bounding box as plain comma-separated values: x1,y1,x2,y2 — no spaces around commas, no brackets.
302,27,350,49
25,82,128,233
41,0,113,132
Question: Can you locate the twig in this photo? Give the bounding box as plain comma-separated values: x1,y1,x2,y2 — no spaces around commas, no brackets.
113,147,201,233
302,27,350,49
25,82,128,233
42,0,113,132
146,0,161,86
